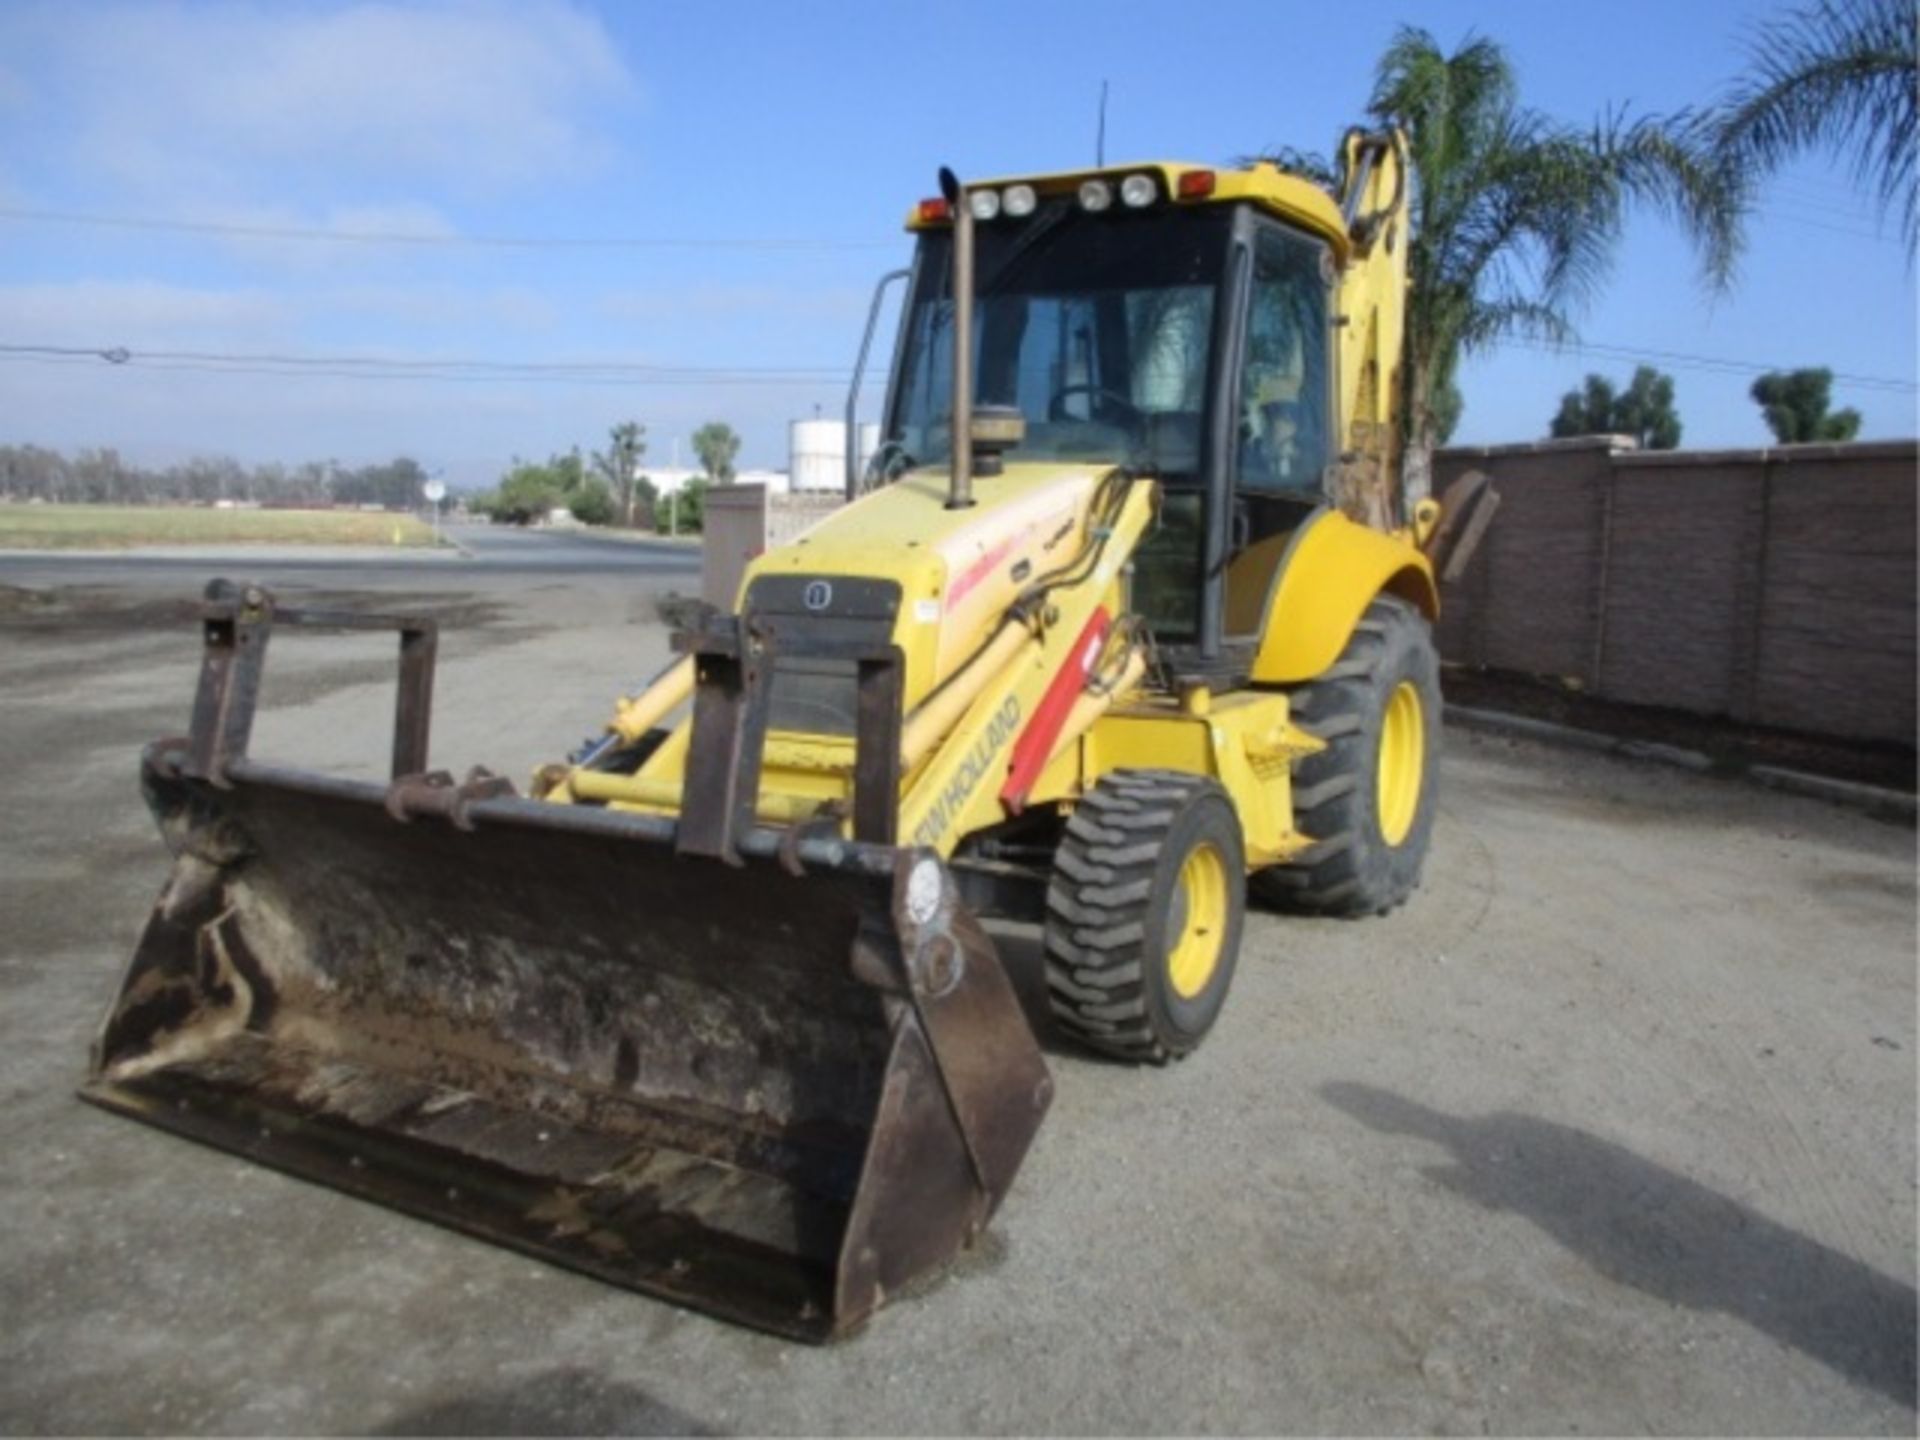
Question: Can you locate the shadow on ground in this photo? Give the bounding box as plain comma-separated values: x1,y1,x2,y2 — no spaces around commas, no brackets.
373,1367,717,1437
1322,1082,1918,1410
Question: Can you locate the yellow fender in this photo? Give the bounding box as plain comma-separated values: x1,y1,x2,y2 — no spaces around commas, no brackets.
1249,507,1439,684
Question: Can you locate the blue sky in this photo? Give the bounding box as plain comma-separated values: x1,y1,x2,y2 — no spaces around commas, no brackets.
0,0,1912,486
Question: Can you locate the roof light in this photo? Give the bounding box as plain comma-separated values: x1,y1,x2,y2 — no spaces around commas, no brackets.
917,197,952,223
1078,178,1113,212
1176,169,1217,199
1120,173,1157,208
968,189,1001,221
1002,183,1037,218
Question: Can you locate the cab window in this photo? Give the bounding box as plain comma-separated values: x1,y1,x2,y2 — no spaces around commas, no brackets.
1236,227,1330,494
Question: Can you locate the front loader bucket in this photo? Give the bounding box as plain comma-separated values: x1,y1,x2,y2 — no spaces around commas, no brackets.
84,746,1053,1341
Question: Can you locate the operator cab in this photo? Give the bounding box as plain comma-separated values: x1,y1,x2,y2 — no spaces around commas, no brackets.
878,166,1344,686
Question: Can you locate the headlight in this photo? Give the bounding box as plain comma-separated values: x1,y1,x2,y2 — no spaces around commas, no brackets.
1120,173,1157,208
968,189,1001,222
1078,178,1113,212
1002,183,1037,218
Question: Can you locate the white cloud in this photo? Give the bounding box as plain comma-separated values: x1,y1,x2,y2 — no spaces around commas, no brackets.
602,284,874,322
322,281,557,331
0,280,295,345
8,0,638,199
0,275,568,350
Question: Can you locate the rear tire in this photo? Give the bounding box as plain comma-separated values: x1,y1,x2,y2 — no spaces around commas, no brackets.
1252,594,1439,917
1044,771,1245,1063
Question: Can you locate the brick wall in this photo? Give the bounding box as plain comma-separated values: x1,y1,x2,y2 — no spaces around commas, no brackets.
1435,438,1917,745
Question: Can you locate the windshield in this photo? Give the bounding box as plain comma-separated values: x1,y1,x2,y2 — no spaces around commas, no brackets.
886,202,1232,474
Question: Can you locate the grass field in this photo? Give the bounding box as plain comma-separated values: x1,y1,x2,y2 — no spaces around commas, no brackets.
0,504,441,550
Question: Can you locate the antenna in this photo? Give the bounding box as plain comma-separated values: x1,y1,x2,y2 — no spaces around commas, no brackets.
1096,80,1109,166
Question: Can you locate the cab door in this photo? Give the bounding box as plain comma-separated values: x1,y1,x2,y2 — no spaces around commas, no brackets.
1223,221,1335,643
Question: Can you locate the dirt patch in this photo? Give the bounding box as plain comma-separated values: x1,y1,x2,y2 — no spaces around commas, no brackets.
1444,666,1916,792
0,583,63,618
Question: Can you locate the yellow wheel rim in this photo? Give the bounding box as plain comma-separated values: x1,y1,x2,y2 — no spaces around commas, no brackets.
1376,680,1426,848
1167,842,1229,1000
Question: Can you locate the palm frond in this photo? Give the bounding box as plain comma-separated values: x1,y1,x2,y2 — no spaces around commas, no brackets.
1365,27,1747,448
1234,146,1340,190
1457,299,1576,352
1708,0,1917,249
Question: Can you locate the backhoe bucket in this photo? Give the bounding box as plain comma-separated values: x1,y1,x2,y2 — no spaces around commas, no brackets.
83,746,1053,1341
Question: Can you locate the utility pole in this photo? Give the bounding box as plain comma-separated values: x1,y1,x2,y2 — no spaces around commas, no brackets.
422,468,446,548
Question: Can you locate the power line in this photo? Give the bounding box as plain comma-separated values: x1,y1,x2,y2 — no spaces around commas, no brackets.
1499,336,1914,393
0,340,851,386
6,336,1910,398
1753,203,1901,244
3,354,848,389
0,205,898,253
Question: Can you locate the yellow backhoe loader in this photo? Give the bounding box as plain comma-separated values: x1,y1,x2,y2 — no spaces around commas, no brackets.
84,133,1496,1340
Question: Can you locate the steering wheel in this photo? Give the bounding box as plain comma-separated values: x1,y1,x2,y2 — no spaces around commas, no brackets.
1048,383,1140,424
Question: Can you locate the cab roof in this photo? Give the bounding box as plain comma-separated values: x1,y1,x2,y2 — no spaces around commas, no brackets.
904,160,1350,262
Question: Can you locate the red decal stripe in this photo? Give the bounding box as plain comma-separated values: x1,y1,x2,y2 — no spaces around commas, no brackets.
948,535,1015,609
1000,608,1109,813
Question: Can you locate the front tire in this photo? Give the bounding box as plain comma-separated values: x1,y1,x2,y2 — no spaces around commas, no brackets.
1253,594,1440,917
1044,771,1246,1063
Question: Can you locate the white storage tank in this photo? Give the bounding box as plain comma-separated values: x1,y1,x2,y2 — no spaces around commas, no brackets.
788,419,844,493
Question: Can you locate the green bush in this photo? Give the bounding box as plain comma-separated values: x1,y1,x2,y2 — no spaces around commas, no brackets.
568,478,616,526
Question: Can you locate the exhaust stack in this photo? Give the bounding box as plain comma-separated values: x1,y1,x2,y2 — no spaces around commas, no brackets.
940,167,975,510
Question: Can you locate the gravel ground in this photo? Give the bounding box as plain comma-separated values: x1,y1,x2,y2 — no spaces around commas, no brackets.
1,564,1913,1436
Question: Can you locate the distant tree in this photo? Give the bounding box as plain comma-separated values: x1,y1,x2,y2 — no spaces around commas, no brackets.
568,477,617,526
692,422,741,483
489,459,565,525
0,444,454,508
548,447,586,494
1553,376,1618,438
331,457,425,509
0,444,69,501
631,473,660,529
592,421,648,527
1550,365,1683,448
1701,0,1917,252
477,449,598,524
175,456,242,504
1750,367,1863,441
69,447,130,503
659,476,710,534
1367,28,1739,492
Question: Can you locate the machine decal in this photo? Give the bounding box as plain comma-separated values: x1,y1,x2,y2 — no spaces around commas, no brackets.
912,694,1021,847
1002,608,1110,811
948,536,1016,608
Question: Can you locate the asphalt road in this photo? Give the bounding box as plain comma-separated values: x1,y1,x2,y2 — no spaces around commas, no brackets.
0,561,1913,1436
0,521,703,582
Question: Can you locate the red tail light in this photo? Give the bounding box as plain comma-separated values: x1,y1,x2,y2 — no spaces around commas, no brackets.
1176,170,1217,199
917,197,952,223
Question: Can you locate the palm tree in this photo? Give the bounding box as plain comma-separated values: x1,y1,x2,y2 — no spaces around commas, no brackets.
1702,0,1916,251
1367,29,1741,485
